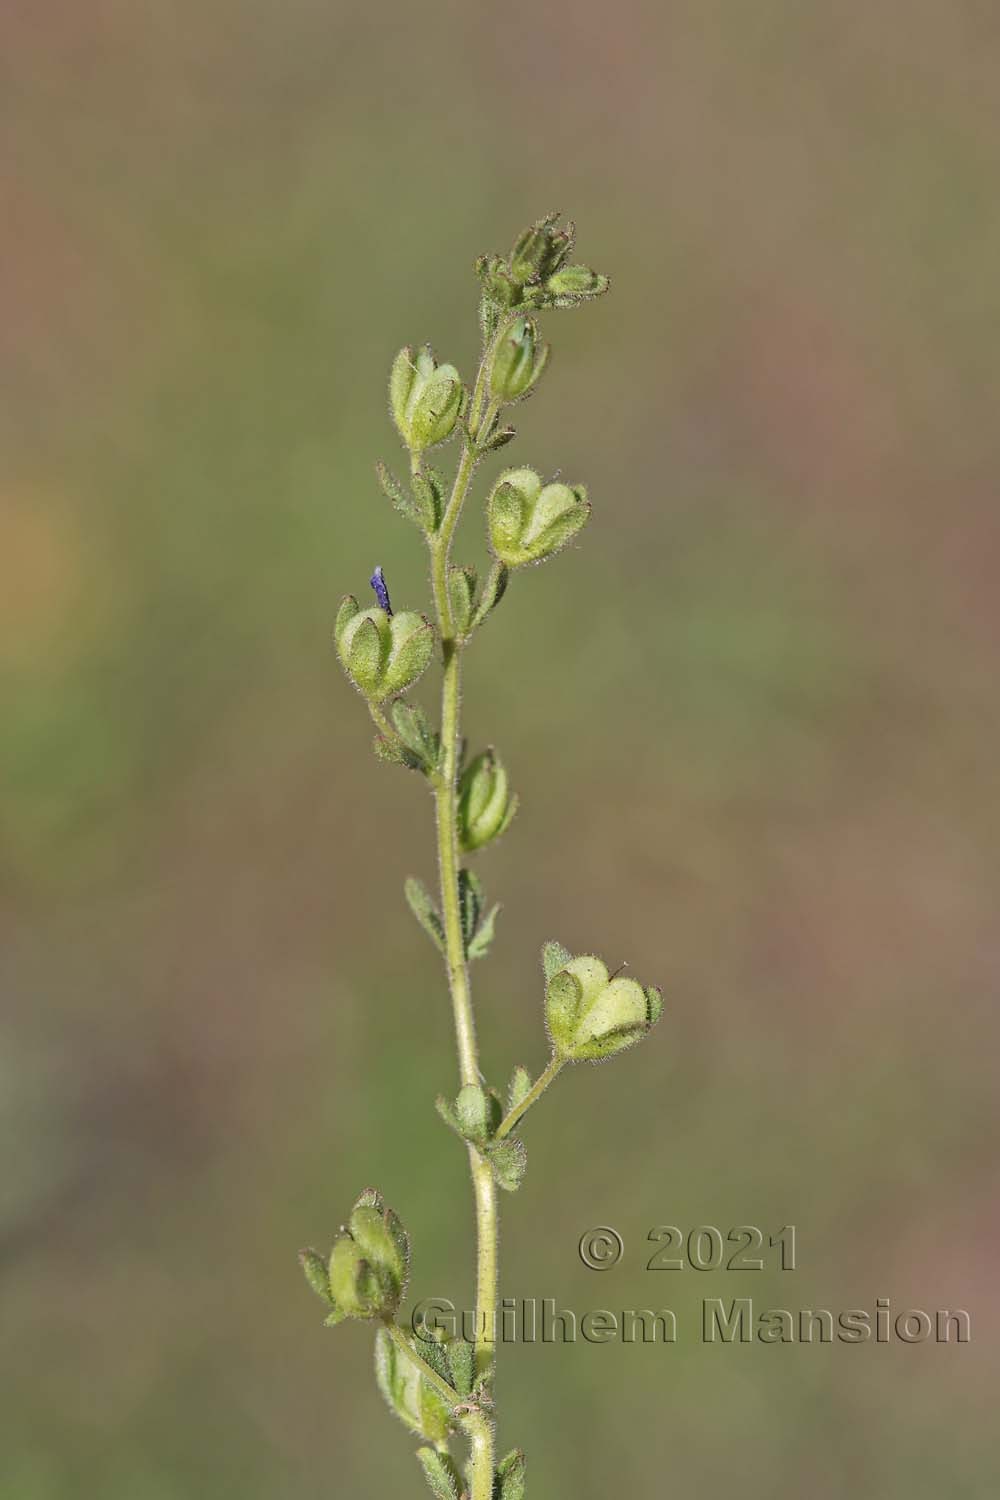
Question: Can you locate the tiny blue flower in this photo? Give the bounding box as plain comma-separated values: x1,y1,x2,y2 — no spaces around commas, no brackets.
369,565,393,616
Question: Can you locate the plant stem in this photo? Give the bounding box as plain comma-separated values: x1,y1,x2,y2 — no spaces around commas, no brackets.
383,1321,460,1409
496,1054,565,1140
462,1409,496,1500
434,639,482,1089
367,701,395,739
424,318,517,1500
434,643,498,1500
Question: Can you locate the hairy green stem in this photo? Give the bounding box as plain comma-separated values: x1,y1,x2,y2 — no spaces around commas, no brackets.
368,701,395,740
434,640,482,1089
434,641,498,1499
496,1054,565,1140
462,1409,496,1500
424,318,519,1499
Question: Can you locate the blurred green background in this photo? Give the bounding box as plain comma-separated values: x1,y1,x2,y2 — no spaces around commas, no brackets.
2,3,998,1496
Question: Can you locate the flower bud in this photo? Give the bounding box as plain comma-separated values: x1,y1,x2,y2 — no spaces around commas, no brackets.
488,317,550,404
390,345,463,453
508,212,575,286
545,953,663,1062
317,1188,409,1322
545,264,610,306
458,749,518,852
487,468,590,568
335,596,433,702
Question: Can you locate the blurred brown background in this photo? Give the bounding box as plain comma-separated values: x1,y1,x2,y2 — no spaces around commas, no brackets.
2,3,998,1496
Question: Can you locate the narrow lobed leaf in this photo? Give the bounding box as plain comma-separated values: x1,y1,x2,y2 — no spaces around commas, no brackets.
411,469,444,532
446,1338,476,1399
494,1448,526,1500
507,1065,532,1113
405,877,446,954
488,1136,527,1192
298,1248,333,1305
448,564,479,638
458,868,484,950
467,901,501,962
469,561,509,632
375,459,424,529
455,1083,490,1144
417,1447,463,1500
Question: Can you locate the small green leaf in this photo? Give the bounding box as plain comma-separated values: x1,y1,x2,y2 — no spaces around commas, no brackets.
507,1066,532,1113
298,1247,333,1305
479,286,501,343
488,1136,527,1192
458,868,484,950
405,877,445,954
392,700,439,773
446,1338,475,1399
435,1094,462,1136
417,1447,463,1500
411,469,444,532
448,564,479,638
456,1083,490,1144
375,459,425,529
469,561,509,632
467,902,501,962
372,733,422,769
542,940,572,981
494,1448,526,1500
374,1327,452,1442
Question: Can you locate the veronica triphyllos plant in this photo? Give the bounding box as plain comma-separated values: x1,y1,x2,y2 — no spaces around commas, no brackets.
299,213,662,1500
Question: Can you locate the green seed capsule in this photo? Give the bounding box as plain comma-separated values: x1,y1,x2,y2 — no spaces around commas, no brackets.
335,596,433,702
458,749,518,852
389,345,463,453
545,953,663,1062
488,317,549,404
487,468,590,568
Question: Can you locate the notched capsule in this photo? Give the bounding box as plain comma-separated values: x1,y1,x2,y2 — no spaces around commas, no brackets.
390,345,464,453
487,467,590,568
544,951,663,1063
335,594,434,702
